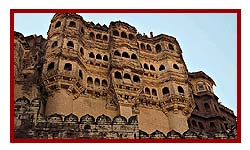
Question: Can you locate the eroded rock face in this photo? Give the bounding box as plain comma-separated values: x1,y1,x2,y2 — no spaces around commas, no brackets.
14,13,236,139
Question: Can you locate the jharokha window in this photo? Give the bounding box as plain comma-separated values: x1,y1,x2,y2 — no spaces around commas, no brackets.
197,82,206,92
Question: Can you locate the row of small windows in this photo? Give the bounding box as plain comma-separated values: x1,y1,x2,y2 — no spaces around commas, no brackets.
138,43,174,52
144,86,184,96
144,87,158,96
47,62,83,79
47,62,72,73
112,30,135,40
114,50,138,60
191,120,217,130
87,77,108,87
47,62,108,86
89,32,108,41
140,43,162,52
51,41,75,49
54,21,175,53
191,120,204,129
47,62,183,95
89,52,109,61
51,41,84,57
54,21,84,34
142,63,165,71
195,103,219,112
114,71,140,83
142,63,179,71
54,21,109,42
50,41,179,72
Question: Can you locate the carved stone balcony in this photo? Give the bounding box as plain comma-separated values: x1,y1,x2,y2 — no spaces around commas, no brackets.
160,94,194,115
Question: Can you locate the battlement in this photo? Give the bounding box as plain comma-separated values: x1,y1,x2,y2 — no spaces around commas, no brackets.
15,109,236,139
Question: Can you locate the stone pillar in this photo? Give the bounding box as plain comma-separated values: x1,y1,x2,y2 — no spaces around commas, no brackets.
167,110,188,134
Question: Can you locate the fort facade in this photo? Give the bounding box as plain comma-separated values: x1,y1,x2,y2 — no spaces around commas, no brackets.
14,13,236,139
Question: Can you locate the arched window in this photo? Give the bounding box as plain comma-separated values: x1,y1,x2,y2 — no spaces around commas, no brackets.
69,21,76,27
131,54,137,60
79,70,83,79
123,73,131,79
204,103,211,112
173,64,179,70
113,30,119,36
55,21,61,28
81,27,84,34
51,41,58,48
192,120,197,127
80,47,84,55
169,43,174,50
94,78,100,86
129,34,134,40
96,34,101,39
210,122,216,129
96,54,102,60
89,52,95,58
146,44,151,51
64,63,72,71
159,65,165,71
122,52,130,58
178,86,184,94
121,32,127,38
140,43,145,50
133,75,140,83
103,35,108,41
114,50,121,56
198,122,204,129
102,80,108,87
145,87,150,94
47,62,55,71
89,32,95,40
152,89,157,96
162,87,170,95
197,82,206,91
87,77,93,85
103,55,108,61
150,65,155,71
155,44,162,53
114,71,122,79
144,64,149,70
67,41,74,48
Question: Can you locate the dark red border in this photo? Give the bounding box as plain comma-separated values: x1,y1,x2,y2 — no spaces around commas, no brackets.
10,9,241,143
